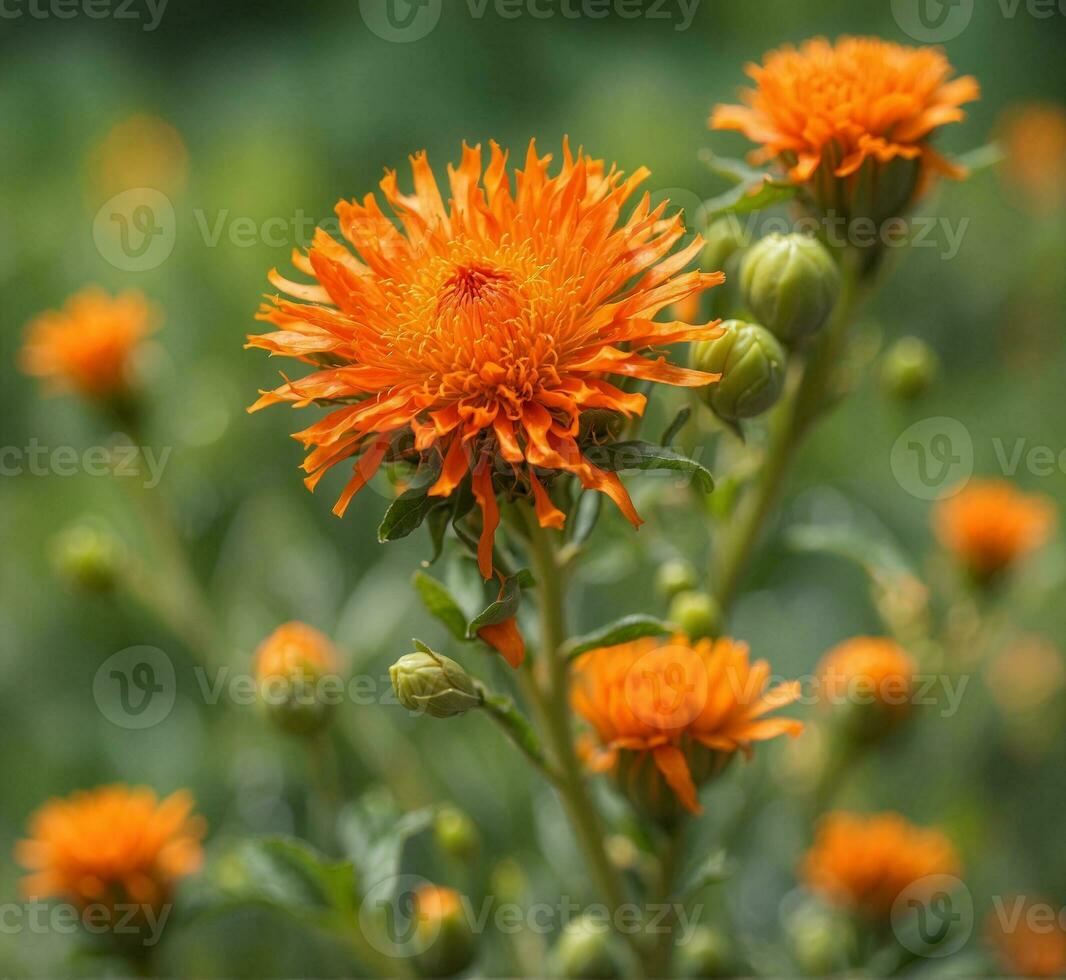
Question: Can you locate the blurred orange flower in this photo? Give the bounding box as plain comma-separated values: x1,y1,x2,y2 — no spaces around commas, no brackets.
985,635,1065,715
15,785,204,916
801,811,960,918
987,897,1066,978
997,103,1066,213
20,287,158,398
818,636,917,722
934,479,1056,581
254,621,340,681
88,113,188,201
571,635,802,814
247,141,724,580
712,37,979,213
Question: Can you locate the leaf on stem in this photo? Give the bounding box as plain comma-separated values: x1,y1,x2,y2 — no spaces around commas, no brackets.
591,440,715,494
562,614,673,660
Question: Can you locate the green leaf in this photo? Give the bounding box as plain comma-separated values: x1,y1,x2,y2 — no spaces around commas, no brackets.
338,790,435,893
412,571,468,642
786,522,915,583
680,850,734,899
955,142,1004,175
660,406,692,447
567,489,602,547
377,465,441,543
699,149,766,185
590,441,714,493
704,178,796,218
424,504,452,565
562,614,672,660
467,571,525,636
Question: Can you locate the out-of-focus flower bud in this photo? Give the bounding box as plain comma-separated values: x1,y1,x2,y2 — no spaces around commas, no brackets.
691,319,787,421
610,746,731,828
489,858,528,904
390,648,482,719
880,336,940,401
675,926,733,978
254,622,341,736
740,234,840,345
702,215,748,273
668,591,721,640
51,521,124,592
656,559,699,601
787,906,856,976
434,806,479,862
552,914,621,980
412,885,476,979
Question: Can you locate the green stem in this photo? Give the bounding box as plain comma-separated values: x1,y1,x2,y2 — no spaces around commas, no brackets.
648,828,686,978
481,690,560,784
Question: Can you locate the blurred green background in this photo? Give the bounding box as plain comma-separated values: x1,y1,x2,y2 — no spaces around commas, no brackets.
2,0,1066,975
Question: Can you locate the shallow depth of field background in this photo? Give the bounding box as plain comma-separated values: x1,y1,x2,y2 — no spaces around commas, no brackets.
2,1,1066,975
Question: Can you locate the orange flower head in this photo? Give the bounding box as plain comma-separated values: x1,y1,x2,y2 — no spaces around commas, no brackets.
934,479,1056,581
712,37,979,218
20,288,158,398
998,103,1066,213
247,141,725,583
15,785,205,920
818,636,917,731
571,635,803,817
987,897,1066,978
801,811,960,918
254,621,340,682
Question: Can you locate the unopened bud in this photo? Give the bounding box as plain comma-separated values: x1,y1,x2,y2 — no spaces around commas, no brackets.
669,591,721,640
434,806,479,862
788,907,856,976
880,336,940,401
675,926,734,978
390,648,482,719
51,521,124,592
692,319,787,421
552,915,620,980
702,215,748,272
740,234,840,345
656,559,699,600
412,885,476,978
254,622,341,736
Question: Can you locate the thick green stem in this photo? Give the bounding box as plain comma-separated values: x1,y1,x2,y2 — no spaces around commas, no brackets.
648,828,686,978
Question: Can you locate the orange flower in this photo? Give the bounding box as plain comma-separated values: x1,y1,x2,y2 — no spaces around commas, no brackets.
571,635,803,814
711,37,979,213
934,479,1056,581
987,898,1066,979
818,636,917,721
254,621,340,681
15,785,205,917
801,811,960,918
247,141,724,582
20,288,158,398
998,103,1066,213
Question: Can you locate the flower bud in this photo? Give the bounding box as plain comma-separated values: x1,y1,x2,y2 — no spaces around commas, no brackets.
552,915,621,980
254,622,341,736
668,591,721,640
675,926,734,978
434,806,479,862
51,521,124,592
701,215,748,273
691,319,787,421
740,234,840,344
880,336,940,401
787,906,856,976
656,559,699,601
390,648,482,719
411,885,476,978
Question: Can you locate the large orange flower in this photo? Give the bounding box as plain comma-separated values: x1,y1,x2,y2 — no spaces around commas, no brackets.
571,635,802,814
801,811,960,918
711,37,979,210
20,288,158,398
247,141,724,580
934,479,1056,581
16,785,205,916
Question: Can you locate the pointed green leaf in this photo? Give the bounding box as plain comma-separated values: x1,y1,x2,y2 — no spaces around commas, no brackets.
568,489,602,546
377,465,441,543
412,572,468,642
680,849,734,899
467,572,525,636
590,441,714,493
660,406,692,447
562,614,672,660
955,142,1003,176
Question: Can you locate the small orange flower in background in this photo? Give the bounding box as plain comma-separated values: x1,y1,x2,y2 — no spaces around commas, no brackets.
997,103,1066,213
20,288,158,399
987,897,1066,979
985,635,1066,716
571,635,803,815
934,479,1056,582
15,785,205,917
88,113,188,202
254,620,340,682
247,141,724,583
801,811,960,918
712,37,979,217
818,636,917,726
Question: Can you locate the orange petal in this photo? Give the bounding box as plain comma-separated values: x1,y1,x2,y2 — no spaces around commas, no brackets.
530,471,566,530
652,744,702,814
471,461,499,581
478,618,525,668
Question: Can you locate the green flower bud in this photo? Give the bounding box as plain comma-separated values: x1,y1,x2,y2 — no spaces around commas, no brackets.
740,234,841,344
692,319,787,421
489,858,528,903
434,806,479,862
787,907,857,976
675,926,734,979
552,915,621,980
880,336,940,401
411,885,476,979
51,522,124,592
701,215,748,273
656,559,699,601
390,649,482,719
668,591,721,640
